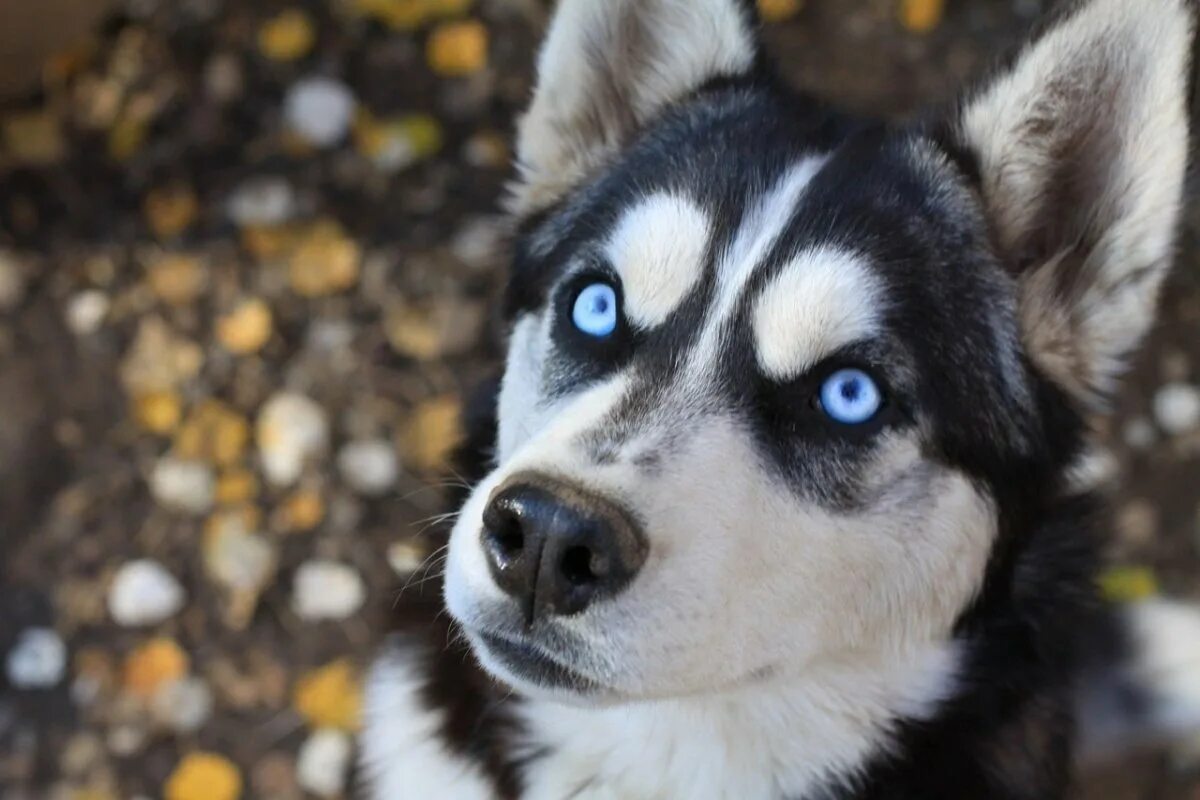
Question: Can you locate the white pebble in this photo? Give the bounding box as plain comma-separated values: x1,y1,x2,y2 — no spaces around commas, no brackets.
151,677,214,734
1123,416,1158,451
284,77,355,148
1153,383,1200,436
387,540,426,577
451,216,506,271
292,560,366,621
226,176,296,227
150,458,215,514
108,559,186,626
6,628,67,689
337,439,399,496
65,290,110,335
257,392,329,487
297,728,353,797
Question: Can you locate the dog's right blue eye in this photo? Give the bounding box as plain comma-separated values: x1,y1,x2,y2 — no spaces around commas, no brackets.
819,368,882,425
572,282,619,337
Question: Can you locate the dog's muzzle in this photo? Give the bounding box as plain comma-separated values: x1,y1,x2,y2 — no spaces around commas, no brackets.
480,472,648,626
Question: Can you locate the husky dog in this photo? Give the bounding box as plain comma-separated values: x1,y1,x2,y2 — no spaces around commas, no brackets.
362,0,1200,797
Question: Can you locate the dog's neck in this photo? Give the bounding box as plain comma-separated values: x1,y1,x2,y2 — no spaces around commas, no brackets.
511,640,962,800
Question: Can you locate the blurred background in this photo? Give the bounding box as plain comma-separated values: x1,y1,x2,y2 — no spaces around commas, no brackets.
0,0,1197,798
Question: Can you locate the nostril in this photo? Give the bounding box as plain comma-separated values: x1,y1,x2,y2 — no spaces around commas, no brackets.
560,545,597,586
485,509,525,563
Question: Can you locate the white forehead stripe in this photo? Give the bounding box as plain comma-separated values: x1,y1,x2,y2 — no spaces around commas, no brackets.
606,193,710,328
753,248,884,379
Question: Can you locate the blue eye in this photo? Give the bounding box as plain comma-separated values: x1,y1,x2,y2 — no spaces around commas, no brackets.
571,282,619,338
819,368,883,425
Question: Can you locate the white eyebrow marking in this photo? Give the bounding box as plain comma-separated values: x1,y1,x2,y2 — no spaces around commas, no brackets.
752,247,884,380
605,192,711,328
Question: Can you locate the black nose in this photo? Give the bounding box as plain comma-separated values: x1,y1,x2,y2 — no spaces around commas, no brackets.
481,473,648,625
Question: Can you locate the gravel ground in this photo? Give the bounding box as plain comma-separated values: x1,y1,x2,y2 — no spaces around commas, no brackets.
0,1,1197,798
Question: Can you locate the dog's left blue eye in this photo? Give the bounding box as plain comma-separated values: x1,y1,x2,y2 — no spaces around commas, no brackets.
819,369,882,425
572,282,618,337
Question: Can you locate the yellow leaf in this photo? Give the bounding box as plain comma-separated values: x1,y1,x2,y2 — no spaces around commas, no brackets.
215,468,259,506
165,752,243,800
399,395,462,474
147,254,207,306
174,400,251,467
258,10,316,62
216,299,273,355
426,20,488,76
133,390,183,435
757,0,803,23
277,488,325,533
288,221,361,297
124,638,189,698
1098,566,1159,603
294,659,362,731
899,0,945,33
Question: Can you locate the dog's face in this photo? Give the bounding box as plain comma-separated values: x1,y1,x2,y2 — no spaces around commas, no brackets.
444,0,1192,702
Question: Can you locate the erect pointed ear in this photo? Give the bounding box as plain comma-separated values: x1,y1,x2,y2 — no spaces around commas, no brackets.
508,0,761,218
952,0,1194,406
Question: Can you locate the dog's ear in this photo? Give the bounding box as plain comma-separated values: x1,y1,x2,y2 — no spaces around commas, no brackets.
951,0,1193,405
508,0,760,219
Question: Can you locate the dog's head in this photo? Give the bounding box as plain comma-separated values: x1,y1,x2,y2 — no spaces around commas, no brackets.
445,0,1193,702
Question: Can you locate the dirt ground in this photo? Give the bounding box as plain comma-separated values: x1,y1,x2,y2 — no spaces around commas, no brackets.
0,1,1197,798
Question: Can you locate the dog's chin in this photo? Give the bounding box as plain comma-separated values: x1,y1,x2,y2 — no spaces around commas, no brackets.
465,629,623,706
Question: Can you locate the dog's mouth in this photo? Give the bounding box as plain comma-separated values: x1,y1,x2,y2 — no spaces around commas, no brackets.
473,630,603,695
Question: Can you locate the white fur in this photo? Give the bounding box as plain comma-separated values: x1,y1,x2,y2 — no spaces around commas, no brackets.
360,643,495,800
960,0,1193,402
606,193,712,328
753,248,884,379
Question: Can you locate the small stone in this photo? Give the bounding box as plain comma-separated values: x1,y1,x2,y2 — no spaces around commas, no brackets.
151,677,214,734
66,290,110,334
108,559,186,627
2,111,65,165
1153,383,1200,436
217,299,273,355
1116,499,1159,548
147,255,207,306
226,177,296,227
757,0,803,22
0,249,26,310
899,0,945,32
108,724,149,757
296,729,352,798
251,752,299,799
257,392,329,486
174,400,251,467
277,488,326,532
337,439,399,496
6,628,67,689
399,395,462,474
123,638,189,698
426,20,488,77
384,296,485,360
462,130,508,169
144,186,200,239
292,560,366,621
204,53,244,103
120,318,204,393
387,540,427,577
1122,416,1157,450
133,390,184,434
258,9,316,62
150,458,215,514
203,518,277,629
284,78,355,148
165,752,242,800
451,216,506,271
288,221,361,297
